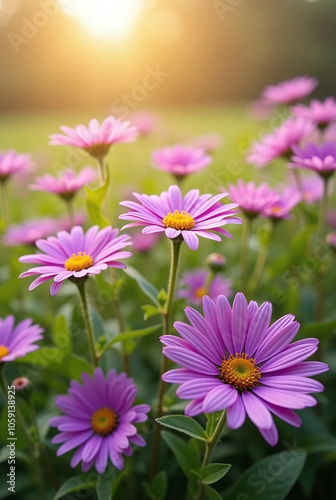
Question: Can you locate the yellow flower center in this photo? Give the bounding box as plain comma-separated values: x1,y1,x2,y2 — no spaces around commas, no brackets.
91,407,118,436
220,353,261,391
195,286,206,299
65,252,93,272
162,210,195,231
0,345,10,360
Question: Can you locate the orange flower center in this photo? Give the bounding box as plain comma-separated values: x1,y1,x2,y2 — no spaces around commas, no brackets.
91,407,118,436
220,353,261,391
0,345,10,360
65,252,93,272
162,210,195,231
269,205,282,215
195,286,206,299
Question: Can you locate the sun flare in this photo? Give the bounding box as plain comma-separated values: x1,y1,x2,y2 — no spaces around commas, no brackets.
59,0,141,40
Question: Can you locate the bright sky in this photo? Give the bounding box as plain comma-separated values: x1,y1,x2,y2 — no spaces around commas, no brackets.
59,0,142,40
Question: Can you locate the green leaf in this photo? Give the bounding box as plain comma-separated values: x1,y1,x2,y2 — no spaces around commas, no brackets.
52,315,71,352
86,169,110,228
97,473,112,500
100,324,161,355
157,288,168,307
54,475,96,499
142,304,161,321
161,431,201,480
19,347,65,367
144,471,167,500
222,449,307,500
298,319,336,341
62,352,94,379
204,485,223,500
194,463,231,485
124,266,160,306
299,435,336,454
157,415,208,441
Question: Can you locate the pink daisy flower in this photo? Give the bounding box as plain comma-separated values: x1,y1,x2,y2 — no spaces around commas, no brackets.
49,117,138,160
292,97,336,129
50,368,150,473
247,117,315,168
58,211,87,232
151,144,212,180
326,232,336,249
262,76,318,106
0,316,43,363
262,186,301,220
19,225,132,296
131,111,161,137
161,293,328,445
228,180,280,218
290,143,336,179
119,185,242,251
29,167,96,200
0,150,32,182
191,133,223,153
3,218,57,246
178,269,232,306
131,230,162,253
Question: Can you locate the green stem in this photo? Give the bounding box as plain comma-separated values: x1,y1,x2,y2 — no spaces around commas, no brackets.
240,216,252,292
28,397,60,490
97,156,106,184
315,177,330,321
317,177,329,239
204,270,215,294
149,239,182,479
248,221,274,296
65,198,75,227
0,181,9,227
77,282,99,367
0,369,48,500
112,291,130,376
195,411,227,500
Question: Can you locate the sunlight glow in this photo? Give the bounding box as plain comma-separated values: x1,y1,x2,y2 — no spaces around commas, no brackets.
59,0,141,40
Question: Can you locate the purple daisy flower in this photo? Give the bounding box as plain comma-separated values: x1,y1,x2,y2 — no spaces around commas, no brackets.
296,174,326,204
29,167,96,200
261,76,318,106
50,368,150,473
19,225,132,296
151,144,212,180
292,97,336,129
290,143,336,179
247,117,315,168
119,185,242,251
0,150,32,182
3,218,57,246
262,186,301,220
0,316,43,363
49,117,138,160
161,293,328,445
228,180,280,218
178,269,232,306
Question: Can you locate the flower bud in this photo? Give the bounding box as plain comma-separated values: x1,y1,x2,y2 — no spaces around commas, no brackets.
206,253,226,273
12,377,32,399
